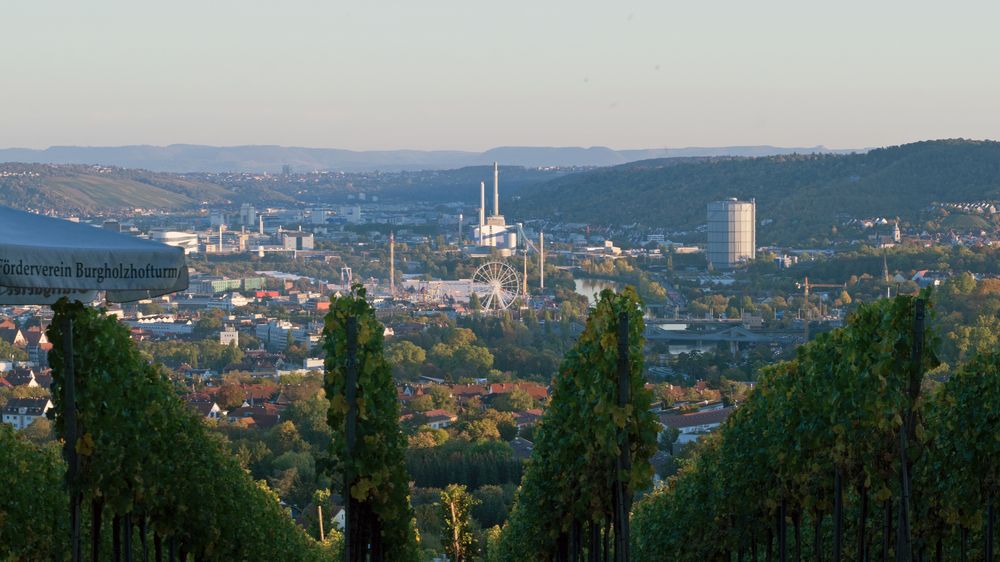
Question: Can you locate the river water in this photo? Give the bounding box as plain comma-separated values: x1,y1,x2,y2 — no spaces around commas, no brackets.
573,278,622,306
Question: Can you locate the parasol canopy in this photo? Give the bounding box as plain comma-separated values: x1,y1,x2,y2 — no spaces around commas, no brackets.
0,205,188,304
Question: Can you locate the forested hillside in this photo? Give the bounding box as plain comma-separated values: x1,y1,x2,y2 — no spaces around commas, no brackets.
510,139,1000,244
0,163,234,211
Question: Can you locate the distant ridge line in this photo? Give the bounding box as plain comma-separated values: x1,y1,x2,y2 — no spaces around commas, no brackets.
0,144,863,173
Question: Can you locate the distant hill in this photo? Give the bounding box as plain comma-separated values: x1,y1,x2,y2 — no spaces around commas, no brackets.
0,163,237,212
0,144,855,173
508,139,1000,245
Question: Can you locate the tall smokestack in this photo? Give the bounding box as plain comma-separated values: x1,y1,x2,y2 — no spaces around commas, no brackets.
389,231,395,297
539,231,545,289
479,181,485,245
493,161,499,216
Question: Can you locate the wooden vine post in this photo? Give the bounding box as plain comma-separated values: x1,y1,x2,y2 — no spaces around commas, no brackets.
615,310,632,562
897,298,924,561
62,316,82,562
344,315,359,562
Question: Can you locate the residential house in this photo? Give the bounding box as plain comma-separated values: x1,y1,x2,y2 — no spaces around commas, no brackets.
23,326,52,368
514,408,544,428
509,437,535,460
186,400,223,421
422,409,457,430
0,324,26,349
659,407,734,445
2,397,54,430
912,270,949,288
487,382,549,402
6,368,41,388
226,404,282,429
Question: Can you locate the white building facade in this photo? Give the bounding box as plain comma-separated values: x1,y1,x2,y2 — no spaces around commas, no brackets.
707,199,756,270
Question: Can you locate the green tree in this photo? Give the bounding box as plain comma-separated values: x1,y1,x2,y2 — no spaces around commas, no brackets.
20,416,55,445
0,425,67,557
462,418,501,442
499,287,658,560
409,394,434,413
0,337,27,361
385,340,426,379
194,309,225,336
44,300,336,560
323,286,418,561
427,384,457,412
440,484,479,562
492,387,534,412
657,426,679,452
217,382,245,409
472,484,513,528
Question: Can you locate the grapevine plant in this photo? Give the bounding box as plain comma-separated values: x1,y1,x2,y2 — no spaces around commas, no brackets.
628,293,973,561
39,299,336,561
498,287,658,560
323,286,419,561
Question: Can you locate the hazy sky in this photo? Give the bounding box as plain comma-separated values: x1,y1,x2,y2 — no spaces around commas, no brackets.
4,0,1000,150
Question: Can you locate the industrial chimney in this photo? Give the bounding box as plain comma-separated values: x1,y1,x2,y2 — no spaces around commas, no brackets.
493,161,500,217
539,231,545,289
389,231,395,297
479,181,486,245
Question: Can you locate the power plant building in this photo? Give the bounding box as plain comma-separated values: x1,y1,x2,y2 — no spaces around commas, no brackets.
473,162,518,255
707,198,756,269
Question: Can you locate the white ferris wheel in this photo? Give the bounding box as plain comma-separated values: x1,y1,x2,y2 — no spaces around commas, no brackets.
472,261,521,311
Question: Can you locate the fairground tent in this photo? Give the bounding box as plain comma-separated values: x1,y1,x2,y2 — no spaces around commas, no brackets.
0,205,188,304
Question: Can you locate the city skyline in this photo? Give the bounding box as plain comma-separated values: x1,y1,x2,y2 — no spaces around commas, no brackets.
5,1,1000,151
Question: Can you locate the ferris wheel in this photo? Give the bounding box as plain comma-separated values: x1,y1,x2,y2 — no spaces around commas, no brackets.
472,261,521,311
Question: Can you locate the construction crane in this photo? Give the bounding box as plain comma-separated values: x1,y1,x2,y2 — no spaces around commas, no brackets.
796,276,846,341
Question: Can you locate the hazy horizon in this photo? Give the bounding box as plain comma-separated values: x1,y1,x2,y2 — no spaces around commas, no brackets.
0,141,864,152
5,0,1000,150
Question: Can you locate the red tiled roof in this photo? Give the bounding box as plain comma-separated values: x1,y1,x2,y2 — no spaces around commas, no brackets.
422,409,457,423
515,409,544,426
251,413,281,430
451,384,486,397
659,407,733,430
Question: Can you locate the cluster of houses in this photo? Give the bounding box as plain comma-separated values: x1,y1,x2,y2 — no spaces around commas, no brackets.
180,383,290,430
393,377,738,453
0,366,54,431
396,381,548,429
0,317,52,367
1,397,53,430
